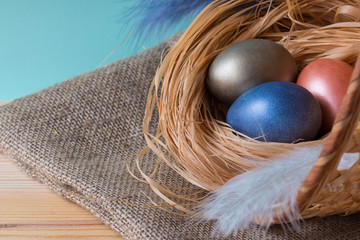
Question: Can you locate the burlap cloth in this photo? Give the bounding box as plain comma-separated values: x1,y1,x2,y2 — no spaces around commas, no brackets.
1,36,360,240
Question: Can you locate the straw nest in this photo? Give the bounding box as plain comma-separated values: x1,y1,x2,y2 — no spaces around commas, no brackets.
139,0,360,219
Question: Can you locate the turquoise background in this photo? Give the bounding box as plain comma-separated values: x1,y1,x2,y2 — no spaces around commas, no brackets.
0,0,187,100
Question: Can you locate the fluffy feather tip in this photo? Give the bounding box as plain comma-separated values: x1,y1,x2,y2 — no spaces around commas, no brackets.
198,145,324,237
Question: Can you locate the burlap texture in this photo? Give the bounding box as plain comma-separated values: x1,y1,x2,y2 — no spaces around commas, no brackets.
1,36,360,240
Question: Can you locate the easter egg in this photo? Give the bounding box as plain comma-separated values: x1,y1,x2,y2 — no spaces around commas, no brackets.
297,58,353,134
207,39,298,105
226,81,322,143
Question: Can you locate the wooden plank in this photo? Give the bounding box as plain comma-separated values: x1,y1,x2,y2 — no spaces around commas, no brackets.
0,152,123,240
0,101,10,106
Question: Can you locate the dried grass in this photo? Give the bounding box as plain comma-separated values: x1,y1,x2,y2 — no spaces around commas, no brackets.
137,0,360,216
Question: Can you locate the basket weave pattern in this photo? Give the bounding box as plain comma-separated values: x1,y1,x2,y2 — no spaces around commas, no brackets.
298,65,360,221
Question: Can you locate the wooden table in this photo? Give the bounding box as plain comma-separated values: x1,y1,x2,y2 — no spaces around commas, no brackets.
0,152,123,240
0,101,123,239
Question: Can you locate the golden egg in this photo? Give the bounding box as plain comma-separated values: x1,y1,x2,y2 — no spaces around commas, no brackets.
207,39,298,105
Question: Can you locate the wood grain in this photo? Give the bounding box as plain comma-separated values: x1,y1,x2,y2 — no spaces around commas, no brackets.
0,152,123,240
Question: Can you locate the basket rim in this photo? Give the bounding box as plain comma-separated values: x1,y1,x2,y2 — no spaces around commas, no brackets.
296,54,360,213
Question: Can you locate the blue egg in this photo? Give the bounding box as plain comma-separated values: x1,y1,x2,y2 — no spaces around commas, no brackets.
226,81,322,143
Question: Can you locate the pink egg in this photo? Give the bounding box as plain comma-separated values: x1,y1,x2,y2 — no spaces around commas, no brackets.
297,58,353,135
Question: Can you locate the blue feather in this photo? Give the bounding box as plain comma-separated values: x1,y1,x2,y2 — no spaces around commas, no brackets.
118,0,214,47
117,0,272,51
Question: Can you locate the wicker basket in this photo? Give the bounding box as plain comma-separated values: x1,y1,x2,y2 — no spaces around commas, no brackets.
144,0,360,224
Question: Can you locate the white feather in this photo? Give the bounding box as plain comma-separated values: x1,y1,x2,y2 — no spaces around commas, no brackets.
199,145,324,237
337,152,359,170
